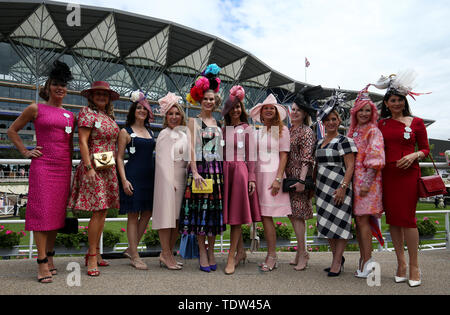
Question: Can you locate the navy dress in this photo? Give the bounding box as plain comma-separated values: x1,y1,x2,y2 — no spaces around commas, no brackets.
119,126,155,214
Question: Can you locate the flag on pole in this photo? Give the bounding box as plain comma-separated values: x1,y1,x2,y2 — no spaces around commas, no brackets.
305,57,310,68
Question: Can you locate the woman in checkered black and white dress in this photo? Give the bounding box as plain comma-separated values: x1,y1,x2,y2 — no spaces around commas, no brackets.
314,108,357,277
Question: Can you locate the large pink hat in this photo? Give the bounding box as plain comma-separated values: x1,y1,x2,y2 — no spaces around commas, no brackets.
158,92,182,115
81,81,120,101
249,94,287,123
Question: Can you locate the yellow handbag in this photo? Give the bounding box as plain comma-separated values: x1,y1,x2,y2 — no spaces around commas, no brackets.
192,178,214,194
93,151,115,170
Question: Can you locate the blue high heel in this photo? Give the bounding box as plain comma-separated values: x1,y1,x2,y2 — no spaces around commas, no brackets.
209,264,217,271
199,264,211,273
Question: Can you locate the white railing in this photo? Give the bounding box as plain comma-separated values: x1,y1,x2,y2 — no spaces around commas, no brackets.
0,159,449,258
1,210,449,258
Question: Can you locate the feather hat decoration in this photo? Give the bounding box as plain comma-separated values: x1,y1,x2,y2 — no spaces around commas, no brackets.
372,69,430,100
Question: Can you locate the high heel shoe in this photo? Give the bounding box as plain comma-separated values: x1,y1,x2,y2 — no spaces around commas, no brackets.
159,256,181,270
234,251,248,268
260,255,278,272
355,258,374,279
96,248,110,267
293,252,309,271
199,264,211,273
394,264,408,283
324,256,345,273
327,257,345,277
37,257,53,283
46,250,57,275
408,268,422,287
86,253,100,277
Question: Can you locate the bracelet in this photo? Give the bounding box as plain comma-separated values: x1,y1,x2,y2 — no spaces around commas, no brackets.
298,179,306,185
417,151,421,160
275,177,282,184
341,182,348,189
85,164,93,171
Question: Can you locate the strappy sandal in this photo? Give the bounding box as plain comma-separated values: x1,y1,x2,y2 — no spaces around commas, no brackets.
259,255,278,272
37,257,53,283
47,251,57,275
96,248,110,267
86,253,100,277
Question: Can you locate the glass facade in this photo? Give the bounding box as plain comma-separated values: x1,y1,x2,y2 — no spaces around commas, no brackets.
0,0,394,156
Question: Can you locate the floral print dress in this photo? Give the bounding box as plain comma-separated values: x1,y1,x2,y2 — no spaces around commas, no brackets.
285,124,315,220
68,106,120,211
350,123,385,217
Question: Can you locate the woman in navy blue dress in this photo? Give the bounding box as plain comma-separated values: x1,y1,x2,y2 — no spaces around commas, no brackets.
117,90,155,270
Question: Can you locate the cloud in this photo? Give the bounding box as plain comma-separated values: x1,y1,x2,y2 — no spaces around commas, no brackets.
55,0,450,139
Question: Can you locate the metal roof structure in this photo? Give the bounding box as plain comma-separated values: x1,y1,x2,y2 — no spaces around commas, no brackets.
0,0,435,128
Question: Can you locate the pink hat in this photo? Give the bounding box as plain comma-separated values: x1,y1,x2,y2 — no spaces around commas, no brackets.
249,94,287,123
81,81,120,101
347,84,379,137
158,92,182,115
130,90,154,121
222,85,245,116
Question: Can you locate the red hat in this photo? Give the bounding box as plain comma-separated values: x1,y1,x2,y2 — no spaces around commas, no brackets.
81,81,120,101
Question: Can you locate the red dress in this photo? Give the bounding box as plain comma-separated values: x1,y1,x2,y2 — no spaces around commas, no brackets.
378,117,430,228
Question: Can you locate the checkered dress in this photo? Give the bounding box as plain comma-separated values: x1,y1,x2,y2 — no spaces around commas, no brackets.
315,135,358,239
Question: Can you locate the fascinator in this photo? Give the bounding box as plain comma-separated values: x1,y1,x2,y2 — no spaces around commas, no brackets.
48,60,73,84
249,93,288,123
347,85,379,137
158,92,182,115
293,85,323,116
372,69,430,100
130,89,154,120
186,63,222,105
316,90,347,122
222,85,245,116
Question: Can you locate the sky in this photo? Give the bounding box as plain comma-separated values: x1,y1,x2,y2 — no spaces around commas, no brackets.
56,0,450,140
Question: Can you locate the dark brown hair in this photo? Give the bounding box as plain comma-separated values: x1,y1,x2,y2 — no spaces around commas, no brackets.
381,91,412,118
224,101,249,126
126,102,151,128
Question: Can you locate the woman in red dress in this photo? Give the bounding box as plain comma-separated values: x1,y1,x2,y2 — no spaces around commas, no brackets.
375,71,430,287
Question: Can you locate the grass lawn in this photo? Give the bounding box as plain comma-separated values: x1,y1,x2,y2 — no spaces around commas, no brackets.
1,202,448,251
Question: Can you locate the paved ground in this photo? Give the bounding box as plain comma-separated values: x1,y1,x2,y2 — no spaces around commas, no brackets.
0,250,449,295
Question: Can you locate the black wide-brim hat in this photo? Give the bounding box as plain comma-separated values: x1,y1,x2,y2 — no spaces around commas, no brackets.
293,85,324,116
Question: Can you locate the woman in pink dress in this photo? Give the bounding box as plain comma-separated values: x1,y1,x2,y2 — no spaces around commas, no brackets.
68,81,120,277
8,61,75,283
249,94,291,272
347,85,385,278
222,86,261,275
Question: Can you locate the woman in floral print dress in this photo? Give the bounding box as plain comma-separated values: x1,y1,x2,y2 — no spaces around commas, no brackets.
68,81,120,277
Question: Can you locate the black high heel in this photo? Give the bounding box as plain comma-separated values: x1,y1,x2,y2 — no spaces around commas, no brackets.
37,257,53,283
324,256,345,274
47,250,57,275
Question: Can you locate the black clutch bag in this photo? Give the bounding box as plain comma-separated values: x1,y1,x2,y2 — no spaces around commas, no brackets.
282,176,315,193
58,217,79,234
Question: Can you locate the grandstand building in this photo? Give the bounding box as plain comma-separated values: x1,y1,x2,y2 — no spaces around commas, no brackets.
0,0,434,164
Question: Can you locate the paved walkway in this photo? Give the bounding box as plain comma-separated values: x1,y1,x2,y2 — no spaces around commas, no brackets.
0,250,449,295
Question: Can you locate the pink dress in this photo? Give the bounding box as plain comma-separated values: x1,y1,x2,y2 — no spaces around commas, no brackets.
26,104,75,231
223,123,261,225
68,107,120,211
255,125,292,217
350,123,385,217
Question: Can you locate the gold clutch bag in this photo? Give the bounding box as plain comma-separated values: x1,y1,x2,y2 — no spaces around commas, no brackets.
93,151,115,170
192,178,214,194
